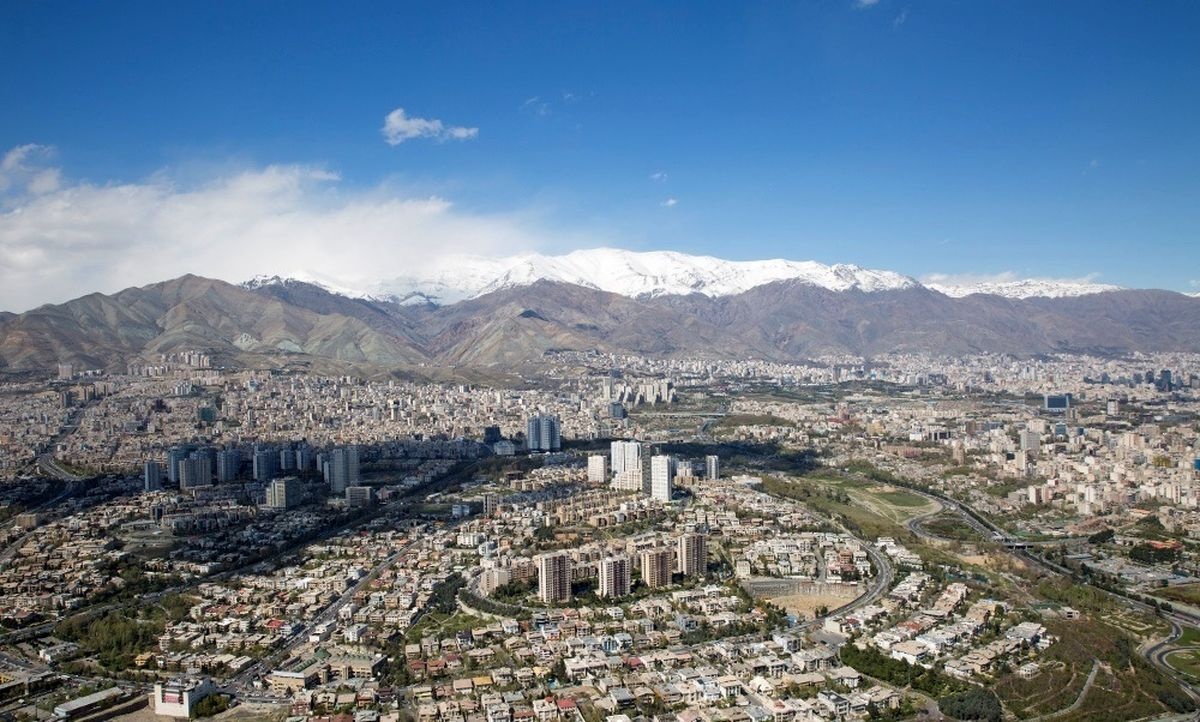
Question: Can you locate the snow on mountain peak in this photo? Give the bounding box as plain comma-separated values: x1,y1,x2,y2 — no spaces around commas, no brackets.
925,277,1123,299
240,249,1128,305
241,273,399,303
362,248,919,303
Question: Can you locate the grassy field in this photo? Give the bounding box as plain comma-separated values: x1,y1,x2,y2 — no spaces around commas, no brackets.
404,611,485,641
793,473,941,524
921,514,982,541
1151,583,1200,606
1178,626,1200,646
1165,649,1200,683
851,486,940,525
760,475,969,574
1162,625,1200,686
872,490,927,507
762,476,906,540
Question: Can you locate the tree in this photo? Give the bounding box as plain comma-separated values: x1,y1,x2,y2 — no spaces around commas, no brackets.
937,688,1002,722
191,694,230,718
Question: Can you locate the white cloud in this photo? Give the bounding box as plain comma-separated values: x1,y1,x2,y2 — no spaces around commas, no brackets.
0,144,58,195
893,8,908,27
381,107,478,145
649,171,668,182
0,146,584,312
854,0,880,8
922,271,1020,286
922,271,1110,286
521,96,550,116
661,197,678,207
521,90,591,117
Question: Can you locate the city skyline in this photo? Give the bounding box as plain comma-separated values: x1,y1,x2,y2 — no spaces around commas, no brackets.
3,4,1200,717
2,2,1199,310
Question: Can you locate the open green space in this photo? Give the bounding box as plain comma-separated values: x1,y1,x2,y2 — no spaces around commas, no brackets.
1178,625,1200,646
994,617,1192,720
761,475,905,540
405,611,486,642
872,490,927,507
1161,625,1200,685
1165,649,1200,683
1150,583,1200,607
921,514,982,542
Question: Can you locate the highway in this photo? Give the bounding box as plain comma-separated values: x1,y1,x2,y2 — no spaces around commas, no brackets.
890,482,1200,699
0,483,80,565
36,454,85,483
1147,617,1187,676
815,538,895,625
755,479,895,629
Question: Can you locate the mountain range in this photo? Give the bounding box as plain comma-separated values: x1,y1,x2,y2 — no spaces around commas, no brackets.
244,248,1126,305
1,249,1197,373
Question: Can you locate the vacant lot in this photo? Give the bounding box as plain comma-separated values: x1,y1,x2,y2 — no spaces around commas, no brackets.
771,590,858,620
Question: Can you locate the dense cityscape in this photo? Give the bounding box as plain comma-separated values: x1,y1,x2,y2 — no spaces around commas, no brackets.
4,2,1200,721
0,351,1196,722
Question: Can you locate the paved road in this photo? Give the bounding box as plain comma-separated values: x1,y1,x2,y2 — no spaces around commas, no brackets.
893,483,1200,700
0,484,79,565
226,534,428,692
815,539,894,625
1147,617,1187,676
36,454,85,482
756,478,895,628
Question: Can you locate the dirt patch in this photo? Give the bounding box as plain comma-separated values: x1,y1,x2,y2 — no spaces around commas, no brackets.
955,551,1026,573
772,591,859,619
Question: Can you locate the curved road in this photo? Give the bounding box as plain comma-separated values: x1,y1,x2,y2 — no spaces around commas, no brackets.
891,483,1200,700
756,479,896,628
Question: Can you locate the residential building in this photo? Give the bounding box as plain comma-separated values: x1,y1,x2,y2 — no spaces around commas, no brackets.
706,454,720,480
650,454,675,502
144,461,162,492
678,531,708,577
266,477,302,510
599,555,631,598
537,551,571,604
526,414,561,452
641,548,672,588
346,486,375,509
587,454,609,484
327,446,361,494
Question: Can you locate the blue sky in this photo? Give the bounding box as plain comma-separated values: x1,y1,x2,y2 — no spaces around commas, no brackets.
1,1,1198,309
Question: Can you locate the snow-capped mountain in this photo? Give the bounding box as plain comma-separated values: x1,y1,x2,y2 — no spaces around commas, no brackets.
242,273,400,303
248,249,920,305
462,249,920,298
925,278,1123,299
241,248,1125,305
